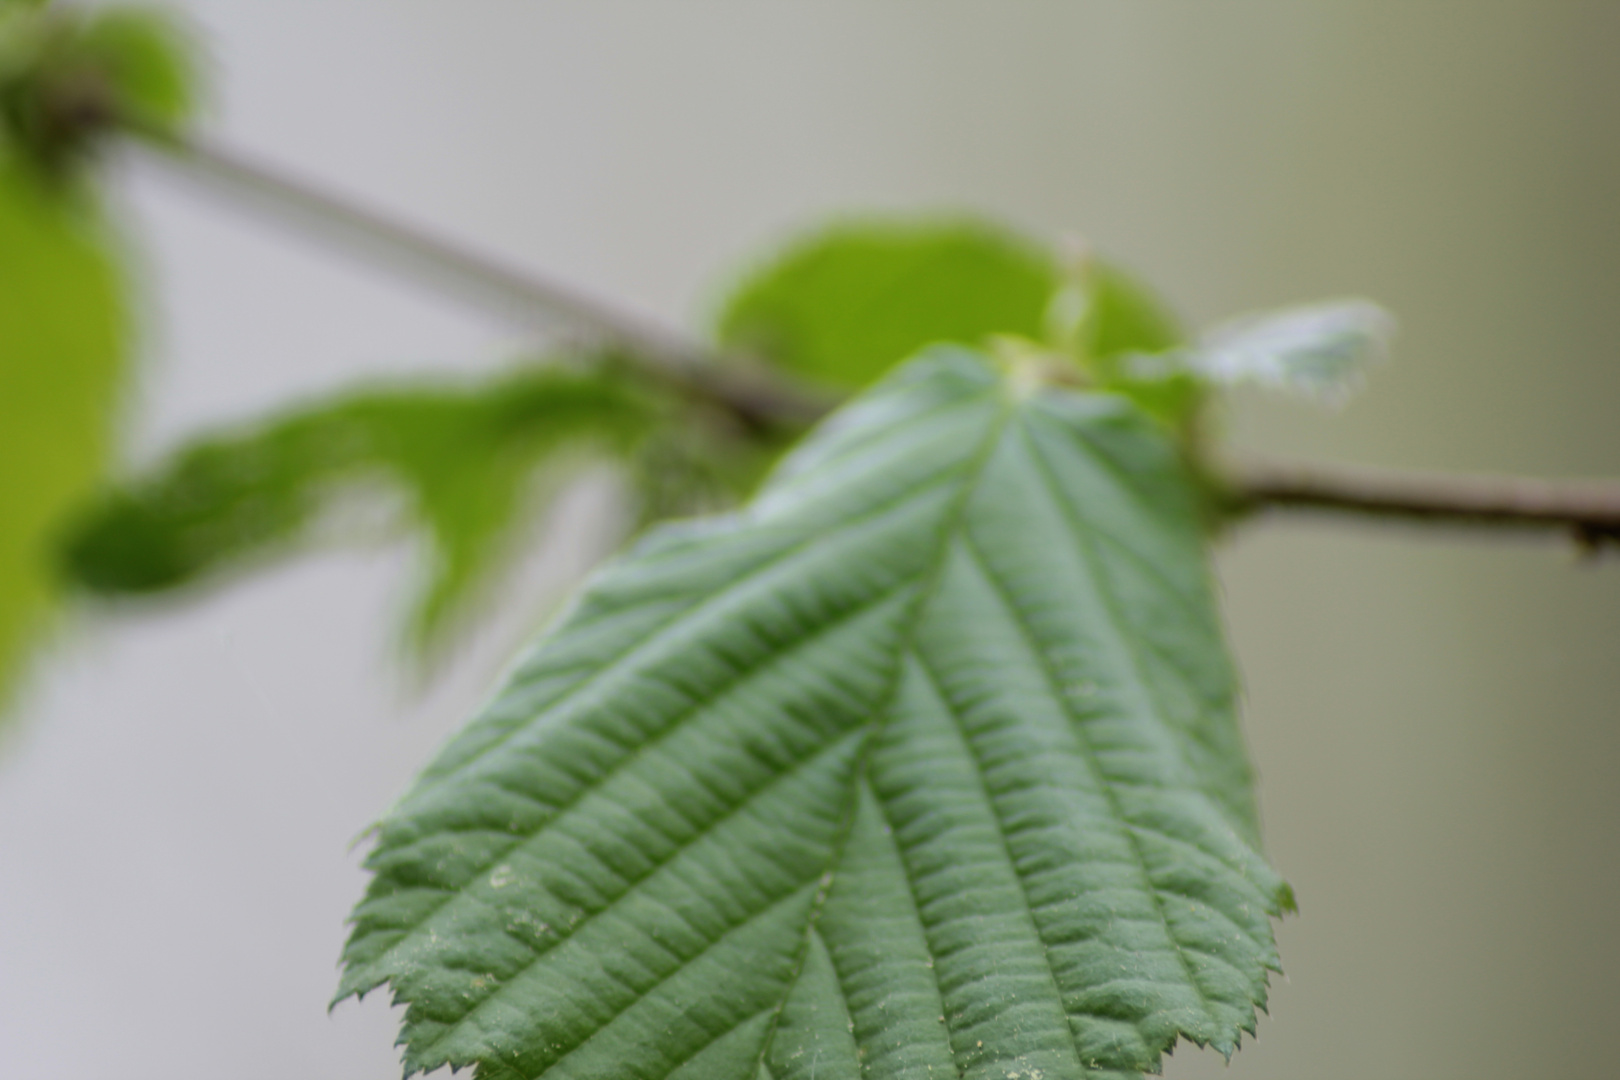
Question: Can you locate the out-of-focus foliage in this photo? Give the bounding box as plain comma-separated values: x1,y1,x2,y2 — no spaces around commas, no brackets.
1046,258,1184,364
0,161,124,707
1051,260,1197,427
713,217,1209,428
627,414,784,528
1078,263,1184,361
715,218,1060,390
60,366,674,652
0,2,194,709
0,3,195,175
47,208,1388,662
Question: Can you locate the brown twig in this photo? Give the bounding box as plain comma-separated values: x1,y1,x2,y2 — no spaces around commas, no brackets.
1223,459,1620,549
112,123,1620,549
118,120,832,432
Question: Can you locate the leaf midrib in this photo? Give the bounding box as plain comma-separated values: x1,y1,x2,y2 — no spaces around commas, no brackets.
410,388,1017,1077
752,402,1235,1080
747,391,1021,1080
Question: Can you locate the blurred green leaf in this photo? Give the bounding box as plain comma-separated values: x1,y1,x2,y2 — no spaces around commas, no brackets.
1073,262,1197,428
715,218,1059,389
0,159,126,707
0,3,197,178
76,7,196,127
61,365,667,652
626,417,785,528
1074,261,1186,362
712,217,1204,432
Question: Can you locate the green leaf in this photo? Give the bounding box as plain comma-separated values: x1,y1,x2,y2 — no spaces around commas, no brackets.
0,4,197,178
339,347,1291,1080
75,6,197,128
1078,262,1185,363
0,159,125,707
715,219,1060,390
60,365,664,650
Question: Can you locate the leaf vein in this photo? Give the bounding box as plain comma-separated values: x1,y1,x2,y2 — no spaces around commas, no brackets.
954,528,1226,1040
413,472,962,802
352,580,911,991
419,726,873,1038
749,389,1015,1080
510,883,819,1080
910,643,1094,1079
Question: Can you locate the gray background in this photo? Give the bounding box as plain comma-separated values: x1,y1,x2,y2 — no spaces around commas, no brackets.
1,3,1616,1077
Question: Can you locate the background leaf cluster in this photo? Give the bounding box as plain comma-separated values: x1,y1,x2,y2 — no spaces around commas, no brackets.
54,209,1390,662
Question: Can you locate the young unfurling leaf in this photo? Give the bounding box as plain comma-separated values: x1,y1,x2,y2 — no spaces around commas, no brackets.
1127,300,1394,407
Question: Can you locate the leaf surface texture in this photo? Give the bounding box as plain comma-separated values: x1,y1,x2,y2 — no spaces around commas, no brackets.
341,348,1291,1080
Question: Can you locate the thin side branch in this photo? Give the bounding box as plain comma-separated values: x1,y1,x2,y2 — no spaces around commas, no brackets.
120,121,831,431
1225,459,1620,548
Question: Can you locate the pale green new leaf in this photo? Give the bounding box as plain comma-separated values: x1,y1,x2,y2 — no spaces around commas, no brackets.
340,347,1292,1080
1166,300,1394,404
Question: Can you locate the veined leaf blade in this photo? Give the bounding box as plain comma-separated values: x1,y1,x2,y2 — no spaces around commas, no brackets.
340,347,1289,1079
